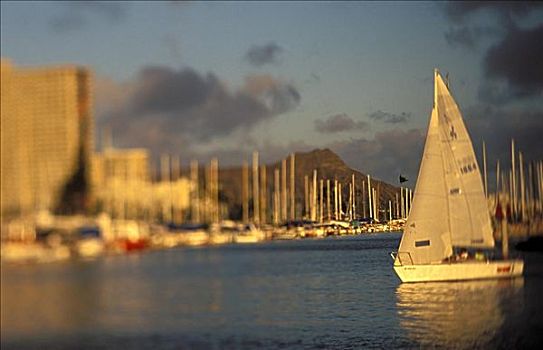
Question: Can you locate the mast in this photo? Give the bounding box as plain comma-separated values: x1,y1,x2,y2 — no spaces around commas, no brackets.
253,151,260,225
347,182,353,221
519,151,526,222
338,183,343,220
326,179,331,221
397,70,454,264
367,174,372,220
242,160,249,223
312,170,317,221
361,180,366,218
528,161,534,220
334,179,338,220
212,157,219,223
352,174,356,220
190,160,200,223
260,164,267,224
389,200,392,221
274,168,280,225
281,158,287,222
348,183,352,221
400,188,405,218
320,179,324,223
290,153,295,221
204,162,210,223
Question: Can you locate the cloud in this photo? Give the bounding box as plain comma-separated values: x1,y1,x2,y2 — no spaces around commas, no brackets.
314,113,368,133
443,2,543,23
95,66,300,157
481,24,543,100
50,2,127,33
242,74,300,114
444,25,496,49
441,2,542,50
368,110,411,124
467,104,543,168
244,42,284,67
441,2,543,103
329,128,426,184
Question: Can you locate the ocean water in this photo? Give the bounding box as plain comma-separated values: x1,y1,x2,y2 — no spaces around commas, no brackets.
2,233,543,349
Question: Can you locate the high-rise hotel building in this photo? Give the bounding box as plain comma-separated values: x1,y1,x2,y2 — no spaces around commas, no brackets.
1,59,93,218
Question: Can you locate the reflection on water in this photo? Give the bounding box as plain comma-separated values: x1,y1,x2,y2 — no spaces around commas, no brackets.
1,235,404,348
396,278,524,348
2,235,542,349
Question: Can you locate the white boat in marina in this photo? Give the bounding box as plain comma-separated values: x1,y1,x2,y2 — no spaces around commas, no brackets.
1,242,49,263
209,222,235,245
273,226,299,240
74,226,105,258
110,219,150,252
181,230,209,246
166,223,209,247
75,238,105,258
234,223,265,244
392,70,523,283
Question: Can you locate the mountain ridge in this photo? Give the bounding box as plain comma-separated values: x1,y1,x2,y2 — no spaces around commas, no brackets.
219,148,404,221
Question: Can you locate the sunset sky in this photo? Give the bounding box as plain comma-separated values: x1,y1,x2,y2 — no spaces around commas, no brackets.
2,1,542,185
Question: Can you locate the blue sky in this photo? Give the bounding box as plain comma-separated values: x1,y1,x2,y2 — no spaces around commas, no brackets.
2,1,542,185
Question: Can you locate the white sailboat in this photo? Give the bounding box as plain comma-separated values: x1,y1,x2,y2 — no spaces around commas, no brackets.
392,69,523,283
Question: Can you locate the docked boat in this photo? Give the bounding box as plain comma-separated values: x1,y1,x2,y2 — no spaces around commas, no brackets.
234,223,265,244
209,222,235,245
74,226,105,258
168,223,209,247
392,70,523,283
111,219,150,252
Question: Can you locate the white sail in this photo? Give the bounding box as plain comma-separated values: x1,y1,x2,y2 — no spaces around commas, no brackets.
434,74,494,248
397,106,452,265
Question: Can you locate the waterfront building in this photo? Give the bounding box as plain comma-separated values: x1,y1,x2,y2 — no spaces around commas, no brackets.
92,148,191,222
92,148,150,219
1,59,93,218
92,148,149,187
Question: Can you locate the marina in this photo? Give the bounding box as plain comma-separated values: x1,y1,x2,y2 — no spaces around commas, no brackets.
0,213,407,264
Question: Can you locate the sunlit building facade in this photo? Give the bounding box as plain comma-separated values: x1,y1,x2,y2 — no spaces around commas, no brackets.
92,148,150,219
0,58,93,218
92,148,191,222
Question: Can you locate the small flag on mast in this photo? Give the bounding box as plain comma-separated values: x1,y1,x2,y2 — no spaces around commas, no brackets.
399,174,408,183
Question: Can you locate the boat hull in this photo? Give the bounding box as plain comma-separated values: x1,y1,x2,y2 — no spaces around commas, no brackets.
393,260,523,283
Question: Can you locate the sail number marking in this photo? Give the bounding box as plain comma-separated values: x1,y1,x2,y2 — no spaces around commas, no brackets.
415,240,430,247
